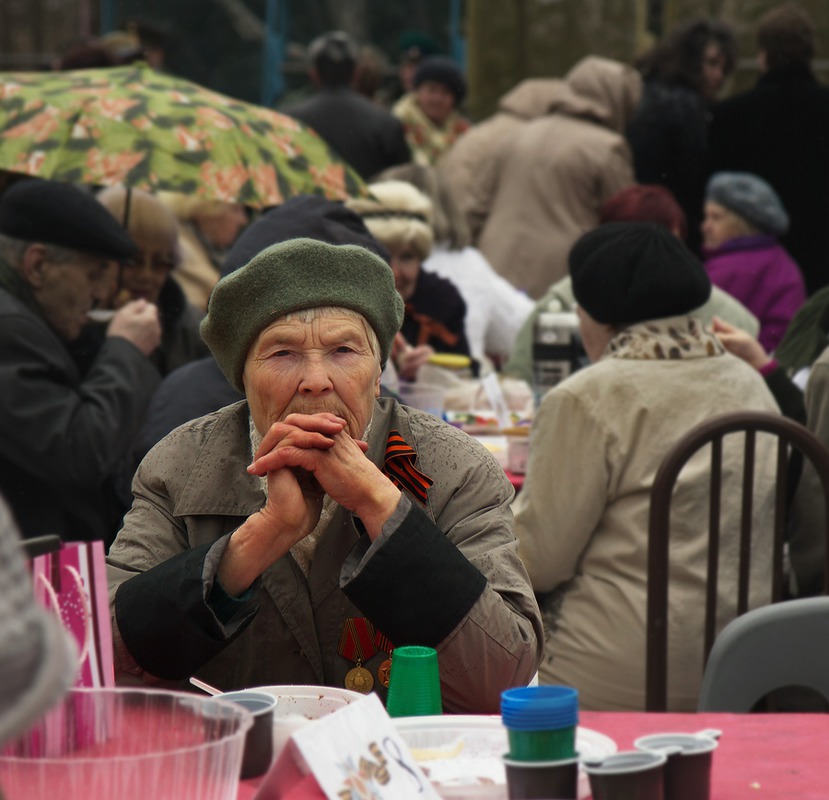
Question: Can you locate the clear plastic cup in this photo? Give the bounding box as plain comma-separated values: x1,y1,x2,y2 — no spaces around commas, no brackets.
395,383,447,418
0,687,252,800
385,645,443,717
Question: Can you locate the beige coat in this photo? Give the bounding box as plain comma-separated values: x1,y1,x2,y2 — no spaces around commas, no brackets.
514,317,781,711
437,79,565,241
171,222,222,312
475,57,641,299
108,398,543,713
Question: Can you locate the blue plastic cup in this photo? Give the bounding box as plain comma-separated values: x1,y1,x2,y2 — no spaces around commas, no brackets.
501,686,578,761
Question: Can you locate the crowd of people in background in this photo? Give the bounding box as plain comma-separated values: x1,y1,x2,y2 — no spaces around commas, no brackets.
5,1,829,740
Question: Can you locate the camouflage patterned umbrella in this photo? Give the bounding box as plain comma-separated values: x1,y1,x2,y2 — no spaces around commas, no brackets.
0,63,366,207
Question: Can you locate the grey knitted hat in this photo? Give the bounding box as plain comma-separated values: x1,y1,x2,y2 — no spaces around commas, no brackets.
706,172,789,236
201,238,404,393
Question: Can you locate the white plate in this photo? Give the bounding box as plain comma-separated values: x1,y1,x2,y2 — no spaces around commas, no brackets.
393,715,616,800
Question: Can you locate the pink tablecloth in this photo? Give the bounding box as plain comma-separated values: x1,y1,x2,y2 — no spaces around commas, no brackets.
581,711,829,800
239,712,829,799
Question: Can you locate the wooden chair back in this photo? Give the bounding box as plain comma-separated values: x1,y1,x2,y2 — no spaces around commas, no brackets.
646,411,829,711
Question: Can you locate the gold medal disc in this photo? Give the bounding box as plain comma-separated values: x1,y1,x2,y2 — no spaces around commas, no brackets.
345,665,374,693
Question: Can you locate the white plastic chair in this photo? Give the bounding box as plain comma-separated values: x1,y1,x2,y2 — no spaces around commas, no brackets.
697,596,829,711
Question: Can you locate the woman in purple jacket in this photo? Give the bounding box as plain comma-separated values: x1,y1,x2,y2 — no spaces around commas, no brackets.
702,171,806,352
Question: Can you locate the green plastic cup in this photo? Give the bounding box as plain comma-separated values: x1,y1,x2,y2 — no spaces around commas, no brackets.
385,645,442,717
507,727,576,761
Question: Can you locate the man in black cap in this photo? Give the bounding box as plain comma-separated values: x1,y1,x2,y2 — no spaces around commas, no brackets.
0,179,162,544
284,31,411,181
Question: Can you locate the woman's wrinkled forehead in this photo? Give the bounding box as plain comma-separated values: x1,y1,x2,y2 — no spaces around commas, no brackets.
262,306,380,359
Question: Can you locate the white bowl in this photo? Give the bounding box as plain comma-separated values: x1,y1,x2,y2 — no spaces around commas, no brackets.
246,685,363,757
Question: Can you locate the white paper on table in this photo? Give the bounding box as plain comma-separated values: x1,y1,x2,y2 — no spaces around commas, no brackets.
288,693,442,800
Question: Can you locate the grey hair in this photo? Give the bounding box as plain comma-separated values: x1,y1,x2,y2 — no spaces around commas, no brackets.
283,305,381,363
0,233,77,267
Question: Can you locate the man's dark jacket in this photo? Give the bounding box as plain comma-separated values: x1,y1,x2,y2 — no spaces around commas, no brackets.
708,64,829,295
285,87,411,181
0,262,160,543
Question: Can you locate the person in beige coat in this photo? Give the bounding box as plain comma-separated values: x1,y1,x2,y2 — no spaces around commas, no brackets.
437,78,564,241
474,56,641,300
514,222,781,711
107,238,542,713
158,192,249,311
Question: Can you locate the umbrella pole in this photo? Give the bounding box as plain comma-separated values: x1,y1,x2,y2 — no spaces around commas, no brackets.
122,186,132,230
115,186,132,308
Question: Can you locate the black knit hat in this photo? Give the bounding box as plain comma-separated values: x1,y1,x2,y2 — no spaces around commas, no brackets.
413,56,466,104
0,179,136,260
222,195,388,277
569,222,711,325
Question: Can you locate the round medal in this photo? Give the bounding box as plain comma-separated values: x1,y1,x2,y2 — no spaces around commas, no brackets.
345,665,374,694
377,658,392,688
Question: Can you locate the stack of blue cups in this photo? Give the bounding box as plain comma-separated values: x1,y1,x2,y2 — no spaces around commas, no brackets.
501,686,580,800
501,686,579,761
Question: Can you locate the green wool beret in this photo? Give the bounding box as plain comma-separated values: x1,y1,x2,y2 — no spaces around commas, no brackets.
200,237,404,392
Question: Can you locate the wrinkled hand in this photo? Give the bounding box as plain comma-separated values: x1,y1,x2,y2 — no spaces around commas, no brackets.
247,412,397,528
711,317,771,371
219,413,400,597
249,413,359,537
107,299,162,356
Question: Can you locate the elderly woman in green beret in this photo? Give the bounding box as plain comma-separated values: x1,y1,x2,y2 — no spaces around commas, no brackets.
107,238,542,712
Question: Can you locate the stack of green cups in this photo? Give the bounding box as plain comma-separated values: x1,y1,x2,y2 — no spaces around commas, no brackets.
385,645,442,717
500,686,580,800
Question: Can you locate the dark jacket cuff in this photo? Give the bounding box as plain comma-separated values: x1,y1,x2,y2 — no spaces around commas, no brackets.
342,502,486,647
114,543,258,679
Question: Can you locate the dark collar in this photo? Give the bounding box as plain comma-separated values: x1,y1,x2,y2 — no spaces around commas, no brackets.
0,256,52,328
758,63,817,88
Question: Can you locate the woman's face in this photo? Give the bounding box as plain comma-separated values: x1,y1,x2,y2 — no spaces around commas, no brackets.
387,242,422,302
700,42,728,100
415,81,456,125
118,230,176,305
701,201,751,250
243,312,381,440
